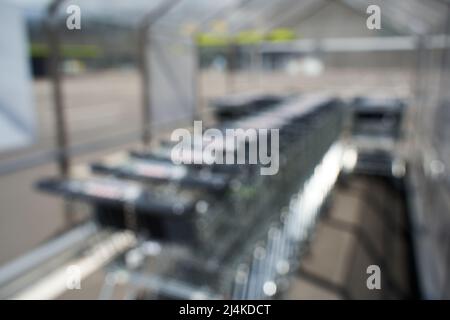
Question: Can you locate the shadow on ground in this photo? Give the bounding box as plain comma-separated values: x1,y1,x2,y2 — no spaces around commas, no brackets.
287,176,419,299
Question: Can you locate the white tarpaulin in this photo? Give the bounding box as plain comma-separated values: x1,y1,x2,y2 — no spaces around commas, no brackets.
0,3,36,151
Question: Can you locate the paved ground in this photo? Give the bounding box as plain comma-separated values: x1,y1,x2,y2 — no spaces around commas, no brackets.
287,176,418,299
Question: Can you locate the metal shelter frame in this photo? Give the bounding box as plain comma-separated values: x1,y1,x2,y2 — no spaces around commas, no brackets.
12,0,449,299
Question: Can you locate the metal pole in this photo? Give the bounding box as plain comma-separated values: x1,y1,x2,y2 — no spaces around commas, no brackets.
46,0,69,176
46,0,78,227
138,29,152,148
138,0,183,148
192,38,201,121
252,43,263,91
0,222,97,294
413,34,426,154
439,2,450,299
226,44,238,94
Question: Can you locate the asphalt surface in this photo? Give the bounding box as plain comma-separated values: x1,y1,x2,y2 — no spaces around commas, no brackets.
287,176,418,299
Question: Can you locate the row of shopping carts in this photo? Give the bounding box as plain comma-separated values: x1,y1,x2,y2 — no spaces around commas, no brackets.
36,93,346,299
